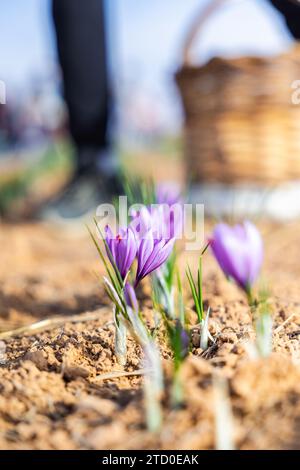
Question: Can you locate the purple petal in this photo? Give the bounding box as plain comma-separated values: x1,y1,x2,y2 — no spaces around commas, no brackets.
138,238,166,280
212,224,248,286
243,221,263,284
104,225,138,279
136,231,154,284
121,228,137,277
136,237,175,283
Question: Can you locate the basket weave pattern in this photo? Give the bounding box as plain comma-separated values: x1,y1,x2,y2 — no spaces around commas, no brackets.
176,2,300,185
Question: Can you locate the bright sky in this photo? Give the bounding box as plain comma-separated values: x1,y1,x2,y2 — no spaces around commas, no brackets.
0,0,293,128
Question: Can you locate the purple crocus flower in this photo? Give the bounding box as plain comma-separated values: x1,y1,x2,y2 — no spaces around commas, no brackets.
210,221,263,292
105,225,137,279
135,230,175,286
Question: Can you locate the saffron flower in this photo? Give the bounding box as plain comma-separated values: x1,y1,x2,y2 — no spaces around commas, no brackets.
135,230,175,286
105,225,137,280
210,221,263,293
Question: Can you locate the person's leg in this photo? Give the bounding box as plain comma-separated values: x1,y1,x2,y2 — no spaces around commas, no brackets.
42,0,120,221
52,0,110,173
270,0,300,39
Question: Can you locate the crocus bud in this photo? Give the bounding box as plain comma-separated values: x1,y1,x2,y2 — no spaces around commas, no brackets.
210,221,263,293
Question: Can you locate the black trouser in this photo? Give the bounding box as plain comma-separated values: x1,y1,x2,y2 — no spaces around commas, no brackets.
270,0,300,39
52,0,110,172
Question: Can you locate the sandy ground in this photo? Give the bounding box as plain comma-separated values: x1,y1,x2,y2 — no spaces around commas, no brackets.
0,219,300,449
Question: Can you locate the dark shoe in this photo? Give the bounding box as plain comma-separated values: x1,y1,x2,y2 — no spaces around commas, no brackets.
39,169,123,223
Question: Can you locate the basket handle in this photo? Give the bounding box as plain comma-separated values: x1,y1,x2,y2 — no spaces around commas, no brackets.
182,0,230,65
181,0,299,66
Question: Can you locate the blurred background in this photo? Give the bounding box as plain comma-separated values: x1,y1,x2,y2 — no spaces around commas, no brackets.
0,0,295,219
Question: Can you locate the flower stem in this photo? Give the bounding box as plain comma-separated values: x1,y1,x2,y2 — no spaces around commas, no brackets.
114,311,127,366
255,311,273,358
171,366,184,408
245,285,255,307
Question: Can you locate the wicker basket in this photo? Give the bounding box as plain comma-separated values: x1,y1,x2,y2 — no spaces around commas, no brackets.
176,0,300,185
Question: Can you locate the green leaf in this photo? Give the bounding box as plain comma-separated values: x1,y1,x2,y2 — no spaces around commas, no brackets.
186,265,202,322
164,249,177,291
197,256,204,319
87,225,116,288
201,241,210,256
176,269,185,324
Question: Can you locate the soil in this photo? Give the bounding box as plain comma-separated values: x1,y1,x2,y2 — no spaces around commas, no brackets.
0,220,300,450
